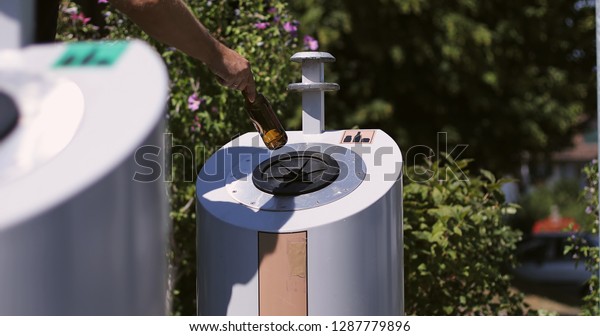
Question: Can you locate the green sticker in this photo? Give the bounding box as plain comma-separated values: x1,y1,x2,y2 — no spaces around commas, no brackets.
53,41,128,68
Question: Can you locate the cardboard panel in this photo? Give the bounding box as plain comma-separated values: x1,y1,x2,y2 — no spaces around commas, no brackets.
258,232,307,316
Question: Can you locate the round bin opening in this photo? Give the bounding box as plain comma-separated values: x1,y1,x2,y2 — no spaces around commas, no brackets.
0,91,19,142
252,150,340,196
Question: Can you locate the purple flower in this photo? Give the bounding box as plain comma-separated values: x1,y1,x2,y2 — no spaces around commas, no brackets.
190,123,201,132
191,115,202,132
98,0,108,3
303,35,319,51
273,15,280,23
283,21,298,34
188,93,201,111
254,22,270,30
268,7,278,14
191,114,202,132
71,12,91,24
586,206,593,214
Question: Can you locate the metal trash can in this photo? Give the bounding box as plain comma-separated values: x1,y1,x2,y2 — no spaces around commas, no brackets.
0,27,169,314
196,52,403,316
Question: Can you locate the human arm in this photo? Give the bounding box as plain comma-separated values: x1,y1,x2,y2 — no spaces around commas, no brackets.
109,0,256,101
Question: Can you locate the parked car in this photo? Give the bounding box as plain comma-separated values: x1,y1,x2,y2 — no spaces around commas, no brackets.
511,232,598,304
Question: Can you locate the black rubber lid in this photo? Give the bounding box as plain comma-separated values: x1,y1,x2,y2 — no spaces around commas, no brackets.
252,151,340,196
0,91,19,142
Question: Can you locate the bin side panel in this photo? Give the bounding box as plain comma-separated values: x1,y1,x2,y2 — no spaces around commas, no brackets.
307,183,402,315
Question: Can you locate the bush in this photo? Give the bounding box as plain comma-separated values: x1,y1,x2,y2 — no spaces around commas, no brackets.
403,155,529,315
57,0,303,315
574,162,600,315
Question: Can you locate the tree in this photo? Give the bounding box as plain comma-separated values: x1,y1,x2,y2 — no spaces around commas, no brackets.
289,0,596,174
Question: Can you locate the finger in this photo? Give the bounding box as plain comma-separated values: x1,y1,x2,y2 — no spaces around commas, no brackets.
235,73,249,91
244,72,257,102
232,71,251,91
216,75,227,86
216,74,238,89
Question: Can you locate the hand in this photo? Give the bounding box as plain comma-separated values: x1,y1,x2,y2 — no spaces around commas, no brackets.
209,44,257,102
110,0,257,100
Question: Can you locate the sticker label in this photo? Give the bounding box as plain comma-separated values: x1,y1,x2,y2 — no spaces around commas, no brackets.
53,41,128,68
340,130,376,144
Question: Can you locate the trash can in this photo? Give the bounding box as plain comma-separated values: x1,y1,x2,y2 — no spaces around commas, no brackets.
196,52,403,315
0,38,169,314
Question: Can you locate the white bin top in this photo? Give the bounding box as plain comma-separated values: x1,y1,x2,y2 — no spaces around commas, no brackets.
0,41,168,228
197,129,403,233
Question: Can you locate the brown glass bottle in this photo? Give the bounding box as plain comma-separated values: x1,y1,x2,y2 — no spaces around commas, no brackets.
244,92,288,150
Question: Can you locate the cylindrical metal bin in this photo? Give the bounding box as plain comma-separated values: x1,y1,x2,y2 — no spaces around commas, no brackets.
197,132,403,315
0,40,169,315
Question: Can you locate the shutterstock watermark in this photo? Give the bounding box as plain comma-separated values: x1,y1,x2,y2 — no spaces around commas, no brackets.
403,132,469,183
132,132,469,184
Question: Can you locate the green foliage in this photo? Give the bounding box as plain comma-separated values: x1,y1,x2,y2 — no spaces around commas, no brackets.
403,155,529,315
580,162,599,234
289,0,596,173
574,162,600,315
57,0,301,315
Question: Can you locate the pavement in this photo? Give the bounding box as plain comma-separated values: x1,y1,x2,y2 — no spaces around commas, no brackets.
523,293,581,315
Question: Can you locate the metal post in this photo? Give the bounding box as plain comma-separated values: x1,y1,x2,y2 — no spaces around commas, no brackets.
288,52,340,134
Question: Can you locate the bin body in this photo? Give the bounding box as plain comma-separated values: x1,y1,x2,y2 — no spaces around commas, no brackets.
197,130,403,315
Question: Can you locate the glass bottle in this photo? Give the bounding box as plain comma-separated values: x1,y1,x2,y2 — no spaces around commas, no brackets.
244,92,288,150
